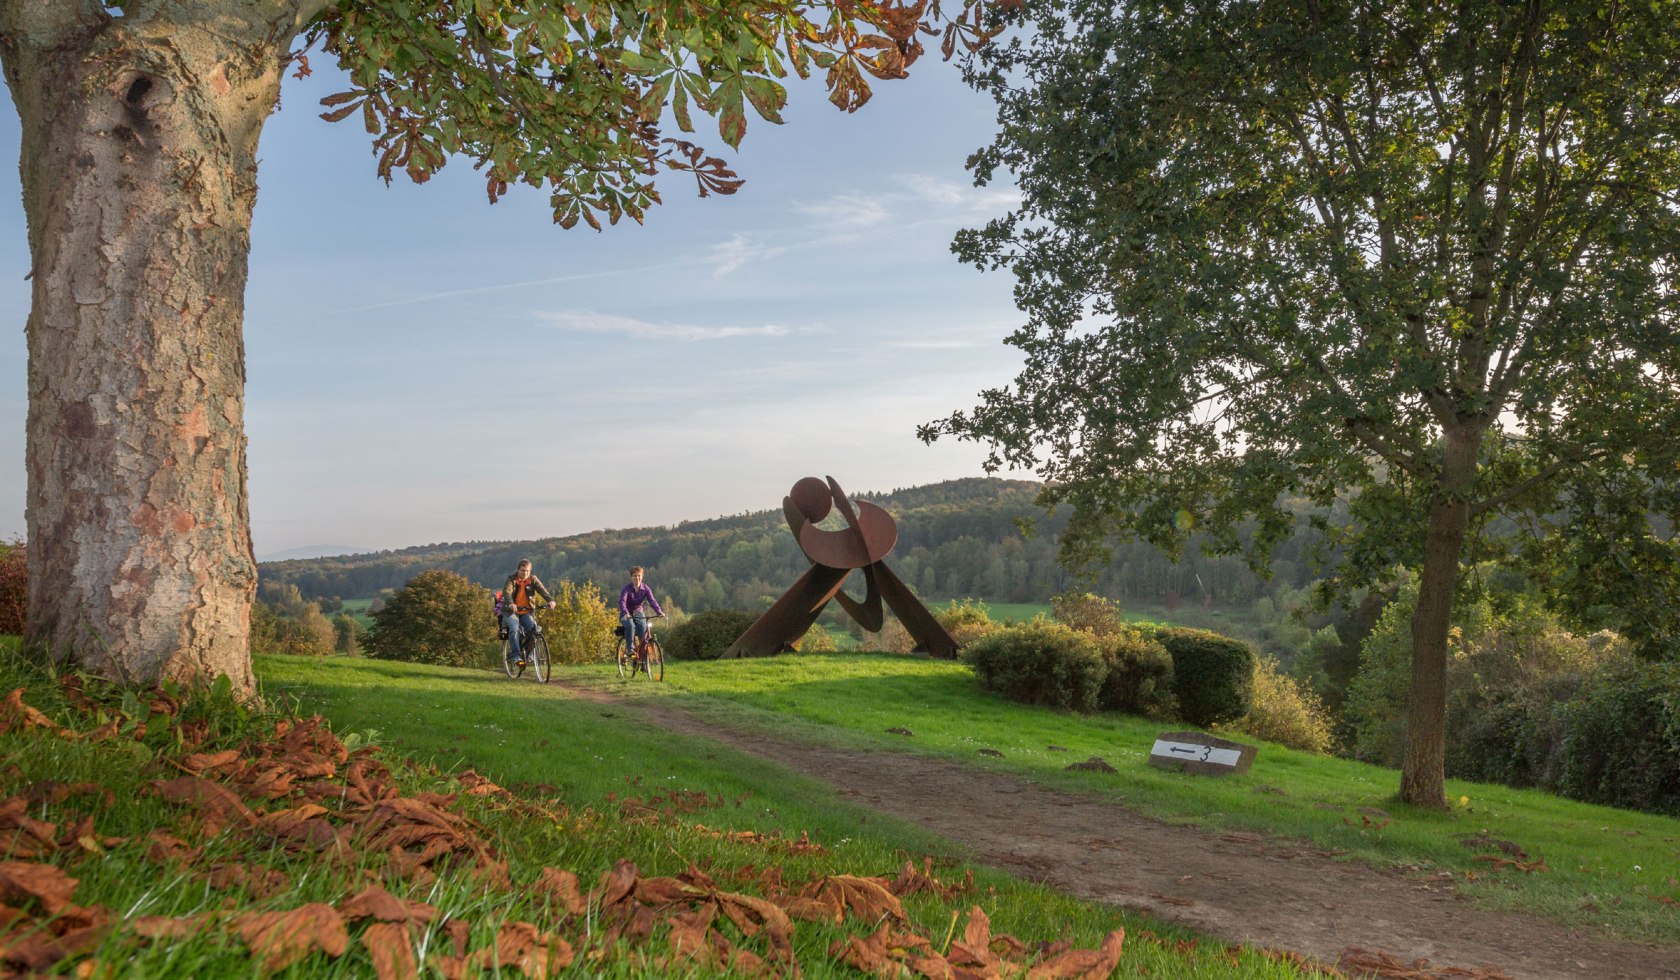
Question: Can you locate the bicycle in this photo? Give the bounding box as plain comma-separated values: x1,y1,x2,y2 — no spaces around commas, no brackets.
615,614,664,682
500,610,551,684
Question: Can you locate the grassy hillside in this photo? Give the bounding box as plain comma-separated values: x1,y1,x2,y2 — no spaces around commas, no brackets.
257,478,1340,629
0,643,1321,978
545,651,1680,944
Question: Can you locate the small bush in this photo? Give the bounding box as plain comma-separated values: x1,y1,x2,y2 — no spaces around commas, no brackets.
965,621,1107,712
1051,591,1126,637
1230,657,1333,752
1557,660,1680,816
1156,626,1255,728
546,580,619,665
1096,630,1176,718
938,599,998,649
860,617,915,654
664,609,760,660
794,624,840,653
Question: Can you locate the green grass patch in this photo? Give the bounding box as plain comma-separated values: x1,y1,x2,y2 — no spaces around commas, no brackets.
253,653,1316,976
0,643,1326,978
557,650,1680,944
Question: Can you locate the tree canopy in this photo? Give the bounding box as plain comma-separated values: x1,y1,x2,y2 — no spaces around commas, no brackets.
304,0,1003,227
923,0,1680,805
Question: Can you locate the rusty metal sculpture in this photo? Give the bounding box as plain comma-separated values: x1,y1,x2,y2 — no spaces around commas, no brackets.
721,476,959,659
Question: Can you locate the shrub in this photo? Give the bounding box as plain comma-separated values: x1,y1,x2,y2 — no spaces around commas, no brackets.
365,569,499,668
1156,626,1255,728
1096,629,1175,718
1230,656,1334,752
664,609,760,660
794,624,840,653
0,543,25,636
965,621,1107,712
938,599,998,649
545,580,620,665
1557,660,1680,816
860,617,915,654
1051,591,1126,636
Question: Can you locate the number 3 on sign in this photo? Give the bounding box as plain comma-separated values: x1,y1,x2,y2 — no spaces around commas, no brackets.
1199,745,1212,761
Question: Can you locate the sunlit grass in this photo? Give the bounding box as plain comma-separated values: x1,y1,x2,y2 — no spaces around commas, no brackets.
255,654,1319,977
555,649,1680,943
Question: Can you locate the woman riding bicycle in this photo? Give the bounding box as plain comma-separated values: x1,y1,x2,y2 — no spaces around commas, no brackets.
618,566,665,664
502,559,555,666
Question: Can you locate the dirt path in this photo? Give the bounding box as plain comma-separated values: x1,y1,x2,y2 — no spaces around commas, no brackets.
557,680,1678,980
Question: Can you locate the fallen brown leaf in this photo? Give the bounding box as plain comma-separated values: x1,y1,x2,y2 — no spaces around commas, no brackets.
236,903,350,972
1026,928,1124,979
0,860,78,914
533,867,588,916
338,885,436,924
360,921,417,980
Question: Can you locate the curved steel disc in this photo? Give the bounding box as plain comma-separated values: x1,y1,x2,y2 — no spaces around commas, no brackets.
789,477,832,524
798,522,870,569
853,501,898,563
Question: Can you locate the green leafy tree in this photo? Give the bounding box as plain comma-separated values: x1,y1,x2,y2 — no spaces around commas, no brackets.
332,612,365,656
366,569,493,667
924,0,1680,806
0,0,998,693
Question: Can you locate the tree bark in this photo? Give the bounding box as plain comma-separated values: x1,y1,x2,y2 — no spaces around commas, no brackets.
1398,423,1481,808
1,2,311,692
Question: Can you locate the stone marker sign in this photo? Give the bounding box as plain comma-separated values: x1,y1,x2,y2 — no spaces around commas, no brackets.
1147,731,1257,776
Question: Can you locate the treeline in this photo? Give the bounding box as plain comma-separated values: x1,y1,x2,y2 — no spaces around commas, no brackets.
259,478,1339,614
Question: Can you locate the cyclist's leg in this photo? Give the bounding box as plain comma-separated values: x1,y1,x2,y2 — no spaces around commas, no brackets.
502,614,522,660
517,613,537,658
620,615,637,658
633,615,650,661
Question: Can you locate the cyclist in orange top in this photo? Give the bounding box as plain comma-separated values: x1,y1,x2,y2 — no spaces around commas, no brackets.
502,559,555,666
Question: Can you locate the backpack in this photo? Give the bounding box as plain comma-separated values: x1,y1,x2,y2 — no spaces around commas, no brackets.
491,590,505,620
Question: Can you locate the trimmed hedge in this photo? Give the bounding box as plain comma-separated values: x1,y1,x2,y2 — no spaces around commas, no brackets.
1097,630,1176,718
663,609,760,661
1156,626,1255,728
964,621,1107,712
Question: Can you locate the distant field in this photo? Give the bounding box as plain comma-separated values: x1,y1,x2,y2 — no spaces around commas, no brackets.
944,599,1234,634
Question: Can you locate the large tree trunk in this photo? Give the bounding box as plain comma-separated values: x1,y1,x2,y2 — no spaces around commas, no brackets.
1,2,311,692
1398,423,1481,808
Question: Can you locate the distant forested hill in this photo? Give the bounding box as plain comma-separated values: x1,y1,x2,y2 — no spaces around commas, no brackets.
259,477,1332,612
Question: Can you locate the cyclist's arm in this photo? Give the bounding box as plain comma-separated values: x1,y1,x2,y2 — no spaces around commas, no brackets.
647,590,666,617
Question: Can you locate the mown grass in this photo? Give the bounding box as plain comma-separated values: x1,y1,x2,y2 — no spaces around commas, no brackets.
554,650,1680,945
253,654,1319,976
0,641,1325,978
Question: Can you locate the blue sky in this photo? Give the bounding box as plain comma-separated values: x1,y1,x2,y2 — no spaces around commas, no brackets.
0,49,1025,559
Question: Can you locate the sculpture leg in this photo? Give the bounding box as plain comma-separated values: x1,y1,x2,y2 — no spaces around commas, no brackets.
873,562,960,659
721,565,849,658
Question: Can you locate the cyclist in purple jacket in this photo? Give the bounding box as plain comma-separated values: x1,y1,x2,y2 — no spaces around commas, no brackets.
619,566,665,662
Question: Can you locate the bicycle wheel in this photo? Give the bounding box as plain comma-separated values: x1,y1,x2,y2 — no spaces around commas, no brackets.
646,638,664,682
502,636,522,679
531,634,551,684
616,639,631,679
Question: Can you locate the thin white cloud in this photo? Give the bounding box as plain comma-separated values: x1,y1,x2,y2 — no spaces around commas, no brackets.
536,310,793,342
898,173,1021,212
710,233,788,278
792,193,891,229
